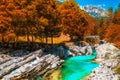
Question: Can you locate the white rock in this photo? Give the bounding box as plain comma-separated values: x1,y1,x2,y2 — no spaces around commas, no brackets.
89,59,119,80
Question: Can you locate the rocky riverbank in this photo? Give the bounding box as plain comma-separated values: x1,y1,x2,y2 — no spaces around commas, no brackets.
89,59,119,80
0,42,120,80
88,43,120,80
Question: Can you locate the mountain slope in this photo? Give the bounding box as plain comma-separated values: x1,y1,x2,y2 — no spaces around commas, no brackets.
83,5,107,17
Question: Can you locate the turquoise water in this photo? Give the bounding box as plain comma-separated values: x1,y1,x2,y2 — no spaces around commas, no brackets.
61,50,99,80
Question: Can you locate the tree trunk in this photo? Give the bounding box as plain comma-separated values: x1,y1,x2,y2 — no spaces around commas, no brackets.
70,35,74,41
1,34,5,44
14,36,18,48
27,34,30,45
32,35,34,43
45,33,48,45
51,34,53,45
40,35,44,44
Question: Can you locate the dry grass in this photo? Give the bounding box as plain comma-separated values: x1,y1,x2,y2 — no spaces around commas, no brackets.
0,33,70,44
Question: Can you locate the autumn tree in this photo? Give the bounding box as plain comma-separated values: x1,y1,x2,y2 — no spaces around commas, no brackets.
35,0,61,44
0,0,12,43
105,4,120,48
58,0,94,40
106,6,113,26
0,0,96,45
105,24,120,48
7,0,37,44
96,6,114,39
112,3,120,24
4,0,26,43
96,16,107,39
25,0,37,42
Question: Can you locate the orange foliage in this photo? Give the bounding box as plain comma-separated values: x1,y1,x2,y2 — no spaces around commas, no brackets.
113,10,120,24
105,24,120,48
58,0,95,40
104,8,120,48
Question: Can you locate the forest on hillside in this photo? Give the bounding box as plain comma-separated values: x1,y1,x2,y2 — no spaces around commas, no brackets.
0,0,120,48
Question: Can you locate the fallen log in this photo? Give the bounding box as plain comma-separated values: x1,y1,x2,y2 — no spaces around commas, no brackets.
0,58,23,70
0,50,42,70
0,53,11,64
0,57,12,64
1,51,60,80
0,50,42,79
30,56,60,76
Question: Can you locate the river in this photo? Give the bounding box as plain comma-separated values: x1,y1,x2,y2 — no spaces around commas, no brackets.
49,50,99,80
